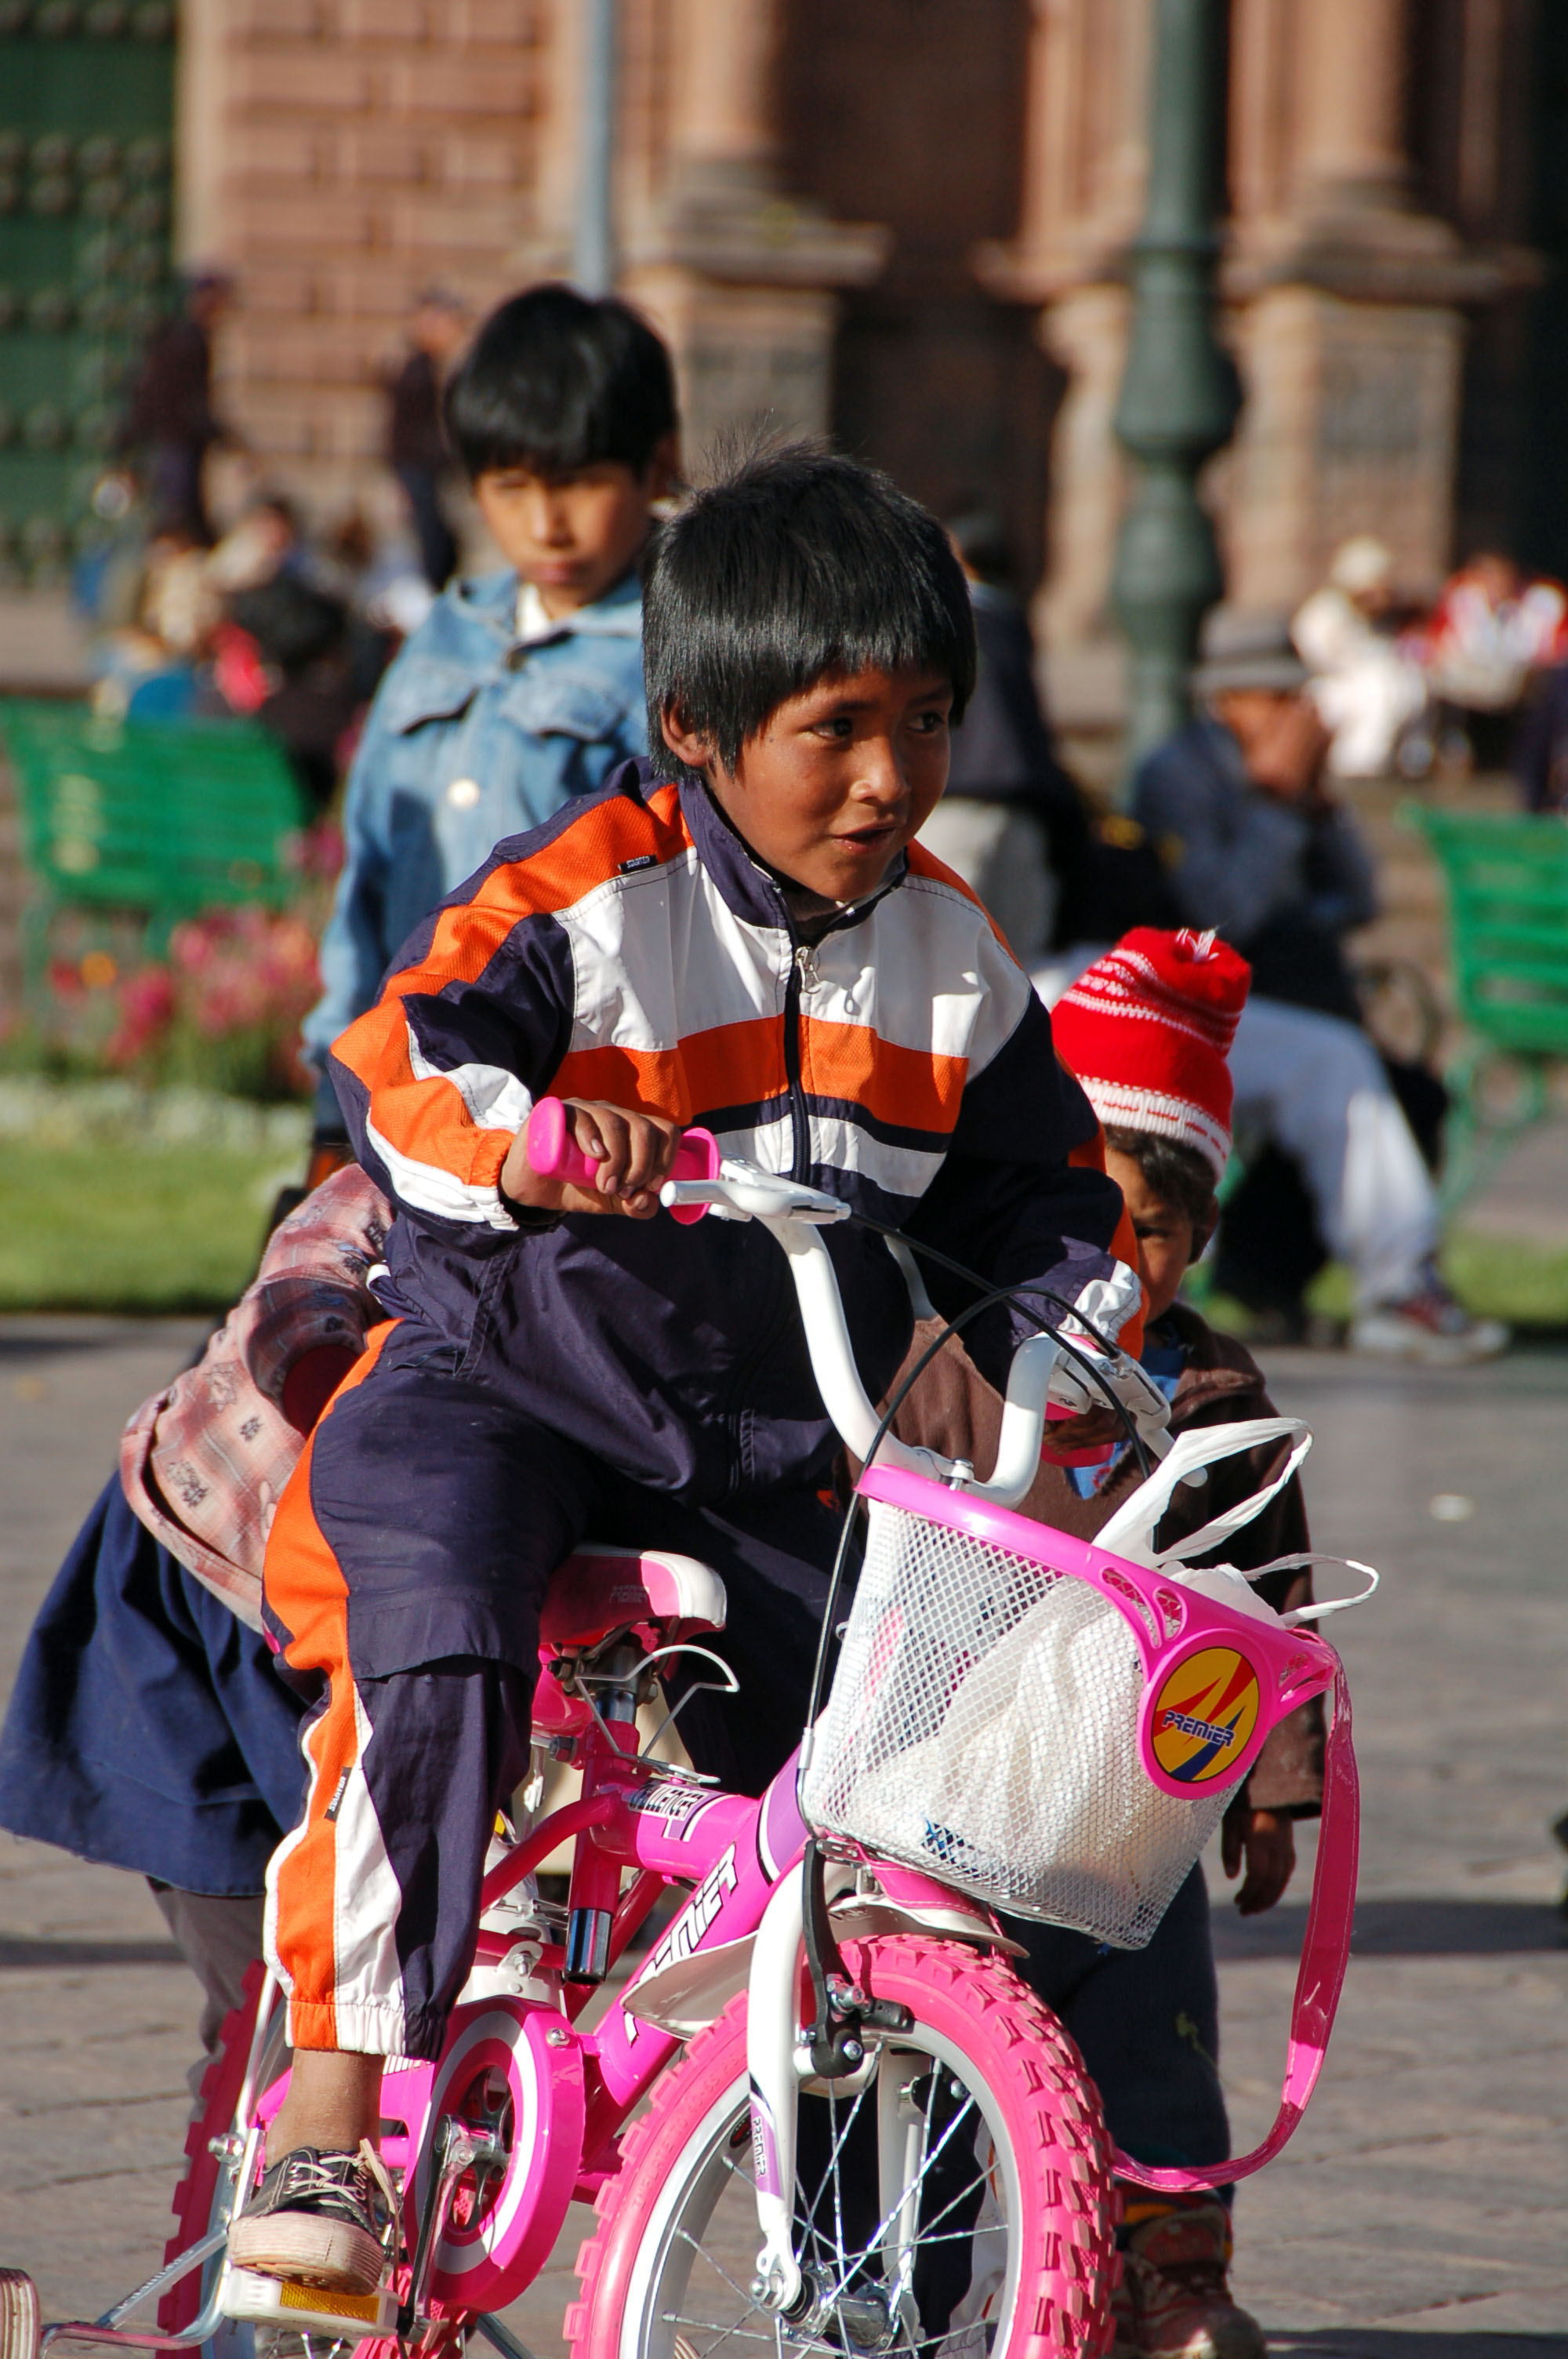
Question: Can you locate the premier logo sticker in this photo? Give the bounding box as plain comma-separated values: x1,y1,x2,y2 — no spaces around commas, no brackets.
1151,1647,1260,1784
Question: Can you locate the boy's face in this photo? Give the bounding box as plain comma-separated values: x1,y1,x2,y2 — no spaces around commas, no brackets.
662,664,953,905
474,435,678,619
1103,1146,1214,1323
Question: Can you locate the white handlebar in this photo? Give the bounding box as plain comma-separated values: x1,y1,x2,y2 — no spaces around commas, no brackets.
661,1158,1170,1507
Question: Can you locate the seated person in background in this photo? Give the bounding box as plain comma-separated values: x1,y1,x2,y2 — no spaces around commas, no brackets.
300,282,681,1167
1419,550,1568,719
923,510,1181,961
227,446,1147,2295
1290,534,1426,782
1131,615,1504,1363
884,929,1322,2359
1134,612,1374,1022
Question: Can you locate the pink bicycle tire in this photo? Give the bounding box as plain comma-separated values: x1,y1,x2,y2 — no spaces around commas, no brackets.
568,1935,1120,2359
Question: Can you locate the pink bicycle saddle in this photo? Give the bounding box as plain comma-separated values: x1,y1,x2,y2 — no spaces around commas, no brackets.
539,1547,728,1652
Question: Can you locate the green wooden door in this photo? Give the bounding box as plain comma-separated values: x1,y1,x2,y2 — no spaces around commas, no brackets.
0,0,176,585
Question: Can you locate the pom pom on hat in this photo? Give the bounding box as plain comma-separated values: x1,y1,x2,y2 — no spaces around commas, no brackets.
1052,929,1251,1183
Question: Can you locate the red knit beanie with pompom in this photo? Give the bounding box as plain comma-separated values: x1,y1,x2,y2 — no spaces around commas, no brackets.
1051,928,1251,1183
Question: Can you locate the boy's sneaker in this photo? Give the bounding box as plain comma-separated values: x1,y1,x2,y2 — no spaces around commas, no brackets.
1348,1265,1508,1365
228,2143,394,2294
1123,2205,1264,2359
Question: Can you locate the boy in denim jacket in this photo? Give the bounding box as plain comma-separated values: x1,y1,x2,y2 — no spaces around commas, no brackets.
302,283,679,1147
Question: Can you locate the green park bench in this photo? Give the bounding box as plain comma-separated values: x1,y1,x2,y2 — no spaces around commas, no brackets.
1403,802,1568,1212
0,698,307,990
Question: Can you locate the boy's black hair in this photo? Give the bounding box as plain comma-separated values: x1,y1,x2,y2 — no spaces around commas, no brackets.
1102,1126,1218,1235
443,282,677,483
644,444,978,784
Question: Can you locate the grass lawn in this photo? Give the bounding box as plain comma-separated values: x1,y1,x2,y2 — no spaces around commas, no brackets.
0,1143,297,1313
5,1146,1568,1332
1309,1231,1568,1330
1203,1230,1568,1339
1442,1230,1568,1325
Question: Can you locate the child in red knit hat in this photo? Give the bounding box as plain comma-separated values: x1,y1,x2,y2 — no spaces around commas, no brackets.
884,928,1323,2359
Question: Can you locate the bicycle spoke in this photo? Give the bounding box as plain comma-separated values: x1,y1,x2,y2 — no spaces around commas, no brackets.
825,2087,986,2305
672,2225,764,2314
792,2074,880,2293
802,2077,876,2225
619,2014,1039,2359
888,2159,993,2256
657,2314,779,2352
717,2148,760,2197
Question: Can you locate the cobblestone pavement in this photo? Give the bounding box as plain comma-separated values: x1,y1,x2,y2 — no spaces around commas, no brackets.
0,1318,1563,2356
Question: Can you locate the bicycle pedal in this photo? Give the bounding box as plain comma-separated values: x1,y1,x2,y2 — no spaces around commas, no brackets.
220,2265,399,2339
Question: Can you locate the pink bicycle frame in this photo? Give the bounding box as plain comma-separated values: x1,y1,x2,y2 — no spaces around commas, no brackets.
249,1471,1360,2314
253,1719,814,2314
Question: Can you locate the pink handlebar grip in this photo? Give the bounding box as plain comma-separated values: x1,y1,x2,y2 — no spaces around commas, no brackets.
524,1099,721,1224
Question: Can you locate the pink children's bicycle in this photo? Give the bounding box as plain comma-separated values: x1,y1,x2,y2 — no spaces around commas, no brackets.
0,1144,1373,2359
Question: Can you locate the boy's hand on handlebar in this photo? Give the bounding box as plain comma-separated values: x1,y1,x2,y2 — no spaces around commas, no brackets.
1221,1801,1296,1914
503,1099,684,1219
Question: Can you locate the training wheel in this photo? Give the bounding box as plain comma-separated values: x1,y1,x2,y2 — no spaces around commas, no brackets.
405,2000,586,2313
0,2271,40,2359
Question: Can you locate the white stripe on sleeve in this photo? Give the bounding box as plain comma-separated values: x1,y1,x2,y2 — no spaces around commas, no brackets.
364,1113,517,1229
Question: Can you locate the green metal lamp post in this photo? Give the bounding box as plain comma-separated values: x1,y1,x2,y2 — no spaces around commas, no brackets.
1111,0,1241,790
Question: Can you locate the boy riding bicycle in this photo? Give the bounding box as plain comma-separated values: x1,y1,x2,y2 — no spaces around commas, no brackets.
232,446,1149,2295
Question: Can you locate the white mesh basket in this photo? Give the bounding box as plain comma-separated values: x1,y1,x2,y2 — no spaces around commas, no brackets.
800,1496,1243,1947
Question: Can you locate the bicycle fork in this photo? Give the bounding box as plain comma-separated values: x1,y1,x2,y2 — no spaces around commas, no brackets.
746,1848,916,2325
746,1859,808,2312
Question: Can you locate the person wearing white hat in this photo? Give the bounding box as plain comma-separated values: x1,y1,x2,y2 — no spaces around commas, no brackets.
1292,536,1428,778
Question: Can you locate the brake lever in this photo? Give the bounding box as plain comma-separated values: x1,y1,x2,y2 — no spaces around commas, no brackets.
1048,1341,1178,1462
661,1158,851,1226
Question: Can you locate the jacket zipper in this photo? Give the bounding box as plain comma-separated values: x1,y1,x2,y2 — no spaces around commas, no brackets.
783,940,816,1183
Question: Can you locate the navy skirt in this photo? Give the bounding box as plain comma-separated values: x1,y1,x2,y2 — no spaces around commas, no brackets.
0,1479,308,1895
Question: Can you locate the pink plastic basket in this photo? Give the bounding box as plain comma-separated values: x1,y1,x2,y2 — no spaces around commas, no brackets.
801,1463,1340,1948
801,1452,1366,2189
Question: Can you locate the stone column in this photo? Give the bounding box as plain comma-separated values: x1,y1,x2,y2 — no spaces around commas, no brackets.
173,0,230,267
986,0,1526,725
1222,0,1510,612
975,0,1154,725
620,0,887,470
1294,0,1412,217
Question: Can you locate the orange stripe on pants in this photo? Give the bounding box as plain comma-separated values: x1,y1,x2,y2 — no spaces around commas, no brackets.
263,1324,396,2054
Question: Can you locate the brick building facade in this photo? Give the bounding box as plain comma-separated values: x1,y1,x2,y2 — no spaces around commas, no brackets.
3,0,1563,700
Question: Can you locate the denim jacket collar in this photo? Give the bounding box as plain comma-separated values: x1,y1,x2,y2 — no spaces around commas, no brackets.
449,563,643,660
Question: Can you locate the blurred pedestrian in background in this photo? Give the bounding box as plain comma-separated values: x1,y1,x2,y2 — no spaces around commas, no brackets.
385,283,470,591
1512,653,1568,813
1292,536,1427,780
116,267,238,546
1412,548,1568,772
917,510,1087,965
